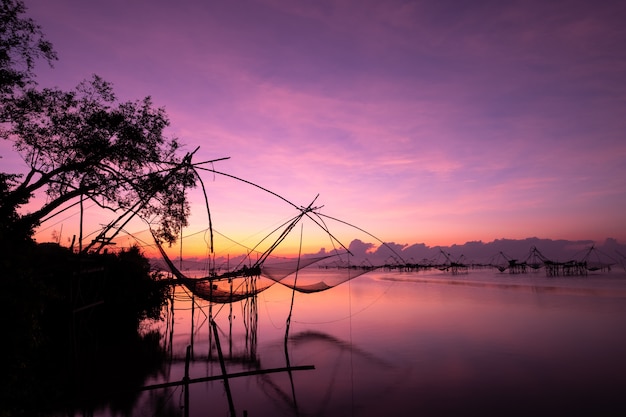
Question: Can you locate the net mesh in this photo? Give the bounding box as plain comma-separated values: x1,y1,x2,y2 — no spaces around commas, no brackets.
155,237,374,303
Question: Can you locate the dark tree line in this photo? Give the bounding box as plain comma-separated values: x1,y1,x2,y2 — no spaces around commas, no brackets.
3,242,172,416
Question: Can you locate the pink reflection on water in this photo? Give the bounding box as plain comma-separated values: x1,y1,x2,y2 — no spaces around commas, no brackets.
132,269,626,416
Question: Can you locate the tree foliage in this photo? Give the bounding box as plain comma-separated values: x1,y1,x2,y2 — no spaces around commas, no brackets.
0,0,56,97
2,75,197,244
0,0,198,247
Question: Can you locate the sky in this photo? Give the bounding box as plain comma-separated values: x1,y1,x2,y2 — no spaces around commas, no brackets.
3,0,626,257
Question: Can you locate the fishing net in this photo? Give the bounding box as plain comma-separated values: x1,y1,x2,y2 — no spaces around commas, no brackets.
147,164,404,303
155,239,375,303
261,256,374,293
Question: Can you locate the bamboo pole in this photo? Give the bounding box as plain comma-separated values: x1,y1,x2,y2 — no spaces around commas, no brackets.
136,364,315,392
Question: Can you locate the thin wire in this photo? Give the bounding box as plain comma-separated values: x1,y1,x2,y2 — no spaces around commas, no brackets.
261,290,285,330
293,277,397,324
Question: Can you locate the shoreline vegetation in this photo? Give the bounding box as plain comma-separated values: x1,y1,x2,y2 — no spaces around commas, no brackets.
0,2,200,413
1,241,170,416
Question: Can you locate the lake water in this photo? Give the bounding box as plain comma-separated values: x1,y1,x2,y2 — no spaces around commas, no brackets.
109,268,626,416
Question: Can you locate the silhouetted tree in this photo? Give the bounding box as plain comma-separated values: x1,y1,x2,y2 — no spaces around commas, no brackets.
0,0,56,97
1,0,56,245
1,75,197,245
0,5,182,414
0,1,197,247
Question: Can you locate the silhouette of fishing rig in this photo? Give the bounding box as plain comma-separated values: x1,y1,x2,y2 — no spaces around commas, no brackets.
488,245,617,276
78,149,405,416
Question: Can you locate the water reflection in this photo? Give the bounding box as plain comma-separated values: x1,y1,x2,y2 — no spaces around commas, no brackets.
38,269,626,416
125,280,411,417
380,273,626,297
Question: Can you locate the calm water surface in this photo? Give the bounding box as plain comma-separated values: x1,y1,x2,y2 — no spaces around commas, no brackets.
111,269,626,416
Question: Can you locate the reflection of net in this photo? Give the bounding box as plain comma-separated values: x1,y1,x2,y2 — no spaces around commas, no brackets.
264,260,373,293
179,258,374,302
153,220,377,302
182,275,273,303
159,245,374,302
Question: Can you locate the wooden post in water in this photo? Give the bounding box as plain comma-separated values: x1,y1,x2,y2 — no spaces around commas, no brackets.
211,320,236,416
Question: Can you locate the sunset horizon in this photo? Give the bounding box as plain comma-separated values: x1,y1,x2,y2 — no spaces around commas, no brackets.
4,2,626,416
4,0,626,261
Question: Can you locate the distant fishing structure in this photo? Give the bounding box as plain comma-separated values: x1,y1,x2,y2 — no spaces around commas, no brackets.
486,245,617,276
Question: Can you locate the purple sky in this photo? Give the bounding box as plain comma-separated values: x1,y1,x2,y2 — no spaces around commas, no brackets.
4,0,626,254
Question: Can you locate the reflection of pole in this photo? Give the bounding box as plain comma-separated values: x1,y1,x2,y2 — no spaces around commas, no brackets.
209,280,213,360
251,278,257,359
190,287,195,357
211,320,236,416
283,341,299,416
243,278,258,361
168,286,175,359
285,224,303,343
229,278,233,357
283,223,303,414
184,345,191,417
